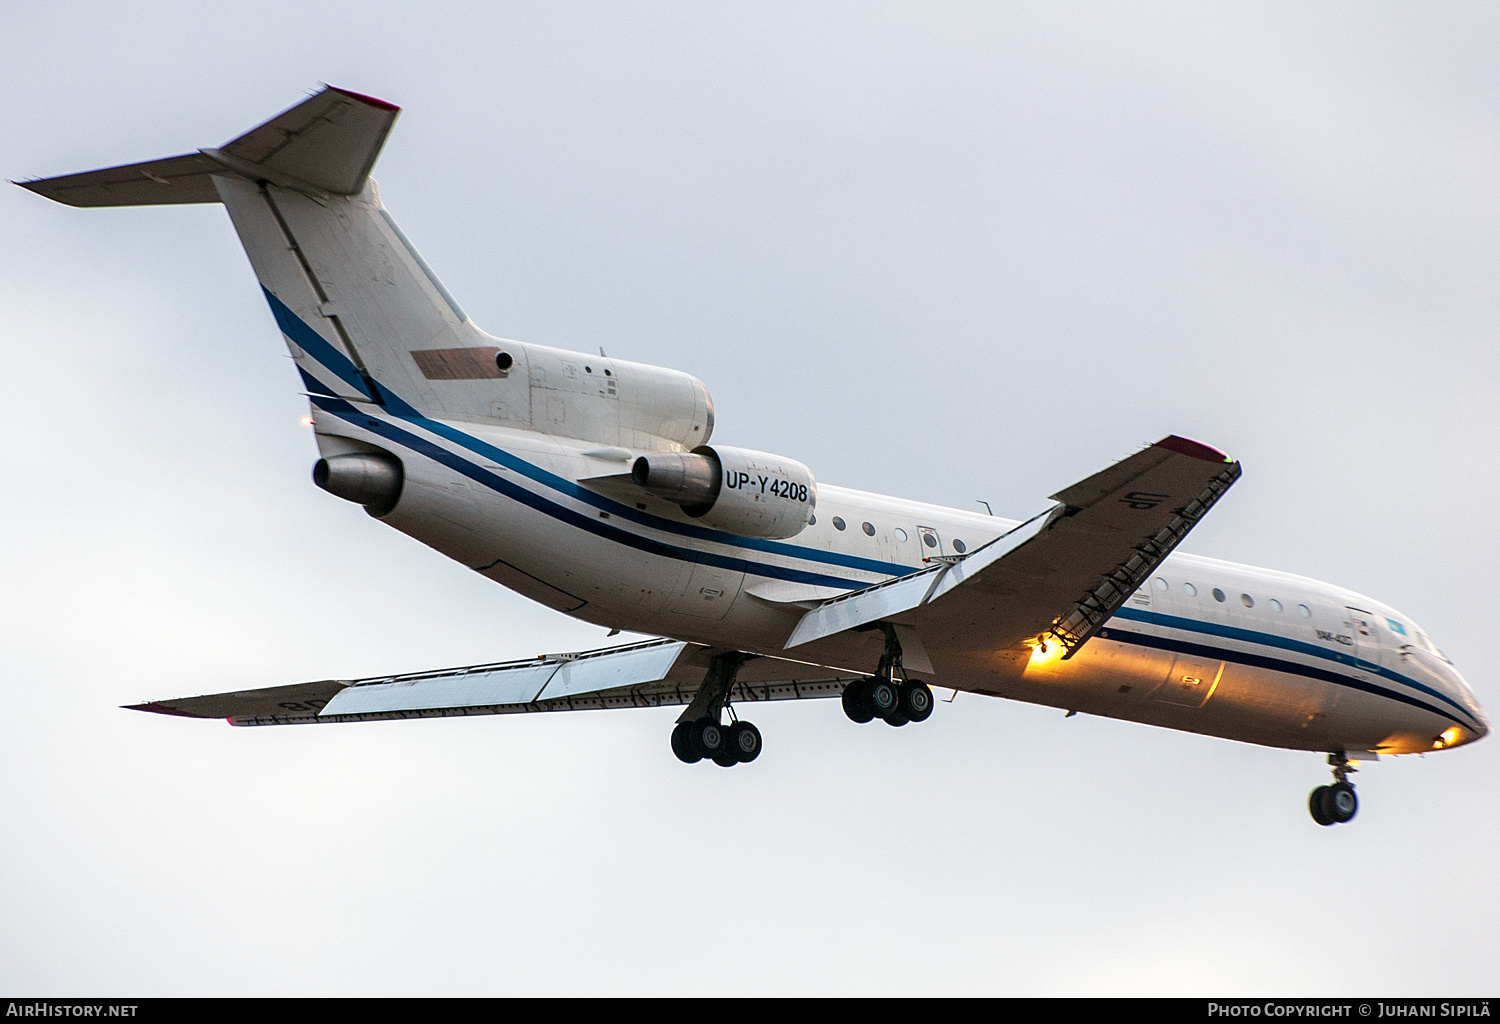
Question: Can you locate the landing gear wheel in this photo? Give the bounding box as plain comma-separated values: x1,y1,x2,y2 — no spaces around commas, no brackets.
900,681,934,722
728,721,762,763
671,721,702,764
842,679,875,724
1327,781,1358,823
692,717,726,762
1308,786,1334,826
883,709,910,727
866,678,900,719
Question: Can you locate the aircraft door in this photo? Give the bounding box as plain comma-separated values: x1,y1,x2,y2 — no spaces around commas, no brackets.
1345,607,1379,671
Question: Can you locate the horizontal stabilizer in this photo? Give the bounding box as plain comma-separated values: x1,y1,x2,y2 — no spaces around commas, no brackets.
16,152,224,207
212,86,399,195
17,86,400,208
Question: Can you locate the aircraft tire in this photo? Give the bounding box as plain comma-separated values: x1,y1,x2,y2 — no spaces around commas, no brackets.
1308,786,1335,826
901,681,934,722
883,709,910,727
728,721,762,763
1328,782,1358,823
867,679,900,719
671,721,701,764
842,679,875,724
693,718,727,761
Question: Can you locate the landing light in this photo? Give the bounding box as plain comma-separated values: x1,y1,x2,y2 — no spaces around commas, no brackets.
1028,635,1066,669
300,416,314,427
1434,727,1463,750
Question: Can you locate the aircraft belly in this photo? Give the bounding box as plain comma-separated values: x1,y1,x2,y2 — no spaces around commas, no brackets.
936,636,1414,753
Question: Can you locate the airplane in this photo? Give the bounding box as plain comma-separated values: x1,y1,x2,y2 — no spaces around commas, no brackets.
18,86,1488,826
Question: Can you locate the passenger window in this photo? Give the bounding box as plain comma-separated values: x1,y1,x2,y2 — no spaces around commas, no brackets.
1269,599,1283,612
862,522,875,536
1212,588,1226,602
832,517,846,531
1240,593,1254,608
1184,583,1198,597
953,539,967,553
1297,604,1311,618
1154,578,1168,591
894,528,909,542
922,533,937,548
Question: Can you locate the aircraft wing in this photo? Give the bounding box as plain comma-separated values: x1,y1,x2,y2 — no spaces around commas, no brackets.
787,435,1241,668
125,638,859,727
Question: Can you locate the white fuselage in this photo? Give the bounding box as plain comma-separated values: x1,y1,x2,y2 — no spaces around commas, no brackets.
27,85,1485,775
312,404,1489,760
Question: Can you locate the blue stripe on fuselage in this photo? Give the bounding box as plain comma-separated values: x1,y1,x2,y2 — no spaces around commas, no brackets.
313,395,868,590
266,289,914,580
1107,607,1476,729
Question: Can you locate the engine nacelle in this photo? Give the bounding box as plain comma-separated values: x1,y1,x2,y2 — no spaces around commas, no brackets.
313,452,404,517
632,445,816,539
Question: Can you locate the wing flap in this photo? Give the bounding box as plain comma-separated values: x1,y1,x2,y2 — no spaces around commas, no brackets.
784,505,1057,648
320,662,562,716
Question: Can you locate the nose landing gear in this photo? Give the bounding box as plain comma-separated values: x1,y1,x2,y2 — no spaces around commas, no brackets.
1308,753,1359,826
841,623,936,728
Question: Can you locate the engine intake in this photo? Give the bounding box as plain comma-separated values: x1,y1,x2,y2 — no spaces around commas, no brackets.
313,452,404,517
632,445,816,539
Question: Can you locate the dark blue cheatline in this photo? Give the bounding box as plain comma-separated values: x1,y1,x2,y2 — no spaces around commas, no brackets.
1105,607,1477,730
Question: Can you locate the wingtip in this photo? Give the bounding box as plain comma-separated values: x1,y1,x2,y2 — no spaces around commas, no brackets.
1154,435,1236,465
122,701,214,720
326,85,401,113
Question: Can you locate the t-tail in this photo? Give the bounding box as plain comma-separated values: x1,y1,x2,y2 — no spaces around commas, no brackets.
17,86,477,413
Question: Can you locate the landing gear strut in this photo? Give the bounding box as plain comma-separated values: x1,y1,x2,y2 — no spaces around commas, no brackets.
671,652,762,768
842,624,935,728
1308,753,1359,826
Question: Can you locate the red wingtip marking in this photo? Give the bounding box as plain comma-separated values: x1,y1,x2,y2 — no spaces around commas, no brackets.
123,701,213,719
1154,435,1234,463
328,86,401,112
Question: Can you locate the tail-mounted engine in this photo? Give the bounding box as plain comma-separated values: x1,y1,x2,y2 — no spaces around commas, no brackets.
313,452,404,517
632,446,816,539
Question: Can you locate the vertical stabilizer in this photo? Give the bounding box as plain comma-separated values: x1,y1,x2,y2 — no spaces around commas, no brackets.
19,86,482,415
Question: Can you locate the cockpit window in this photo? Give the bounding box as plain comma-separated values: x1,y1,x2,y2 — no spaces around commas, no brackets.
1415,628,1453,664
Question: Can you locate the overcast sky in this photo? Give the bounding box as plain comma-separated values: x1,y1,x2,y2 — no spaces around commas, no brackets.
3,1,1497,995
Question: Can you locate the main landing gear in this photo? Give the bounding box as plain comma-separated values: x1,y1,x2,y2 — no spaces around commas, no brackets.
671,716,761,767
841,624,935,728
1308,753,1359,826
670,651,762,768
